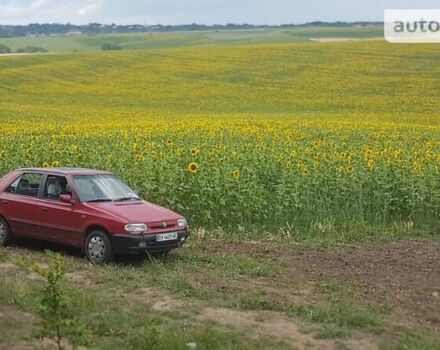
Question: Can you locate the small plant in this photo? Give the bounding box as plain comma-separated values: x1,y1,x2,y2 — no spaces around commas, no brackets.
16,251,87,350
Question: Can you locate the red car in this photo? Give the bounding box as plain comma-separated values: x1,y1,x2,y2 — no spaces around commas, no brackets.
0,168,189,263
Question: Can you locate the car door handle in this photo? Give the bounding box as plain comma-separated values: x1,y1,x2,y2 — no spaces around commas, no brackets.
41,207,48,212
2,200,8,205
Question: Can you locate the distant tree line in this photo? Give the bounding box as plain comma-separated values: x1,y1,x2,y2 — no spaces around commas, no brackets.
0,44,47,54
0,43,11,53
0,22,383,38
16,46,47,53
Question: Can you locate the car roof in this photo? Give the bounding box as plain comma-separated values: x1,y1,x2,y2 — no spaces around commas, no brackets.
17,168,114,176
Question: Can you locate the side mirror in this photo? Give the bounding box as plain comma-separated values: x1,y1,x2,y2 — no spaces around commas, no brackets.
59,194,74,205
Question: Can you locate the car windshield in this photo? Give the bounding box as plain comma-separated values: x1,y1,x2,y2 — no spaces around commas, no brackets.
73,174,140,203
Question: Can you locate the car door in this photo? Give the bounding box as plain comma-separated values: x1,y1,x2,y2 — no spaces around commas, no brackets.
0,172,46,239
38,174,84,247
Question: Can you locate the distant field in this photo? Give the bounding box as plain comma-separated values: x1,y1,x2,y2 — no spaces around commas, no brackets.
0,25,384,52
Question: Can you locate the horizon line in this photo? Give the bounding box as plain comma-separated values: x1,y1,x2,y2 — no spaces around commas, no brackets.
0,21,384,27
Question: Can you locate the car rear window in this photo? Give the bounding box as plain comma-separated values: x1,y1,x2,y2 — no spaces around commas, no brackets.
6,173,43,198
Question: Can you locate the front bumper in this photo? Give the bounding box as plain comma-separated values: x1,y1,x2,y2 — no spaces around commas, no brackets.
110,229,189,255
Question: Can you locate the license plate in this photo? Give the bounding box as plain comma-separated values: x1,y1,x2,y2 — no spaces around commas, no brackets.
156,232,178,242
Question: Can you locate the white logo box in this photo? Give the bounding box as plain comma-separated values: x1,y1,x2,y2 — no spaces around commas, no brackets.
385,9,440,43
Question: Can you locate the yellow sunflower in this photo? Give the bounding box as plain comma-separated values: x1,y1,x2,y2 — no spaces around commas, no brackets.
188,162,199,174
191,147,200,157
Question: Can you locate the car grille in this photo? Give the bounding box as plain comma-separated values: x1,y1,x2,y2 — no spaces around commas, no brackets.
149,221,177,230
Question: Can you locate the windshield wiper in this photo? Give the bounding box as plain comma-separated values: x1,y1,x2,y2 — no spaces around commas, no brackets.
86,198,113,203
114,196,140,202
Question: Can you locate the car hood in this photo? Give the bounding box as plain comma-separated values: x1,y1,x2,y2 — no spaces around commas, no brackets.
85,200,181,223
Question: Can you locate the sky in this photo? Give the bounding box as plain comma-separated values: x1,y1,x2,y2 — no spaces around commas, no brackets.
0,0,439,25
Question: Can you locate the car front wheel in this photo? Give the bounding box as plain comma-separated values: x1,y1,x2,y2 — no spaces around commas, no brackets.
85,231,114,264
0,217,11,246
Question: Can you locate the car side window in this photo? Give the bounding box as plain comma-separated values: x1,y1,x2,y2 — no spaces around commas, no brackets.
43,175,69,201
6,173,43,198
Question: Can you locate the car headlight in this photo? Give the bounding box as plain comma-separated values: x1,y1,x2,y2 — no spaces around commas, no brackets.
124,223,147,233
178,218,187,228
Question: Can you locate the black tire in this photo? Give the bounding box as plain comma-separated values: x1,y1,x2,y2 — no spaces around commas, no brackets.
85,230,114,264
0,217,12,246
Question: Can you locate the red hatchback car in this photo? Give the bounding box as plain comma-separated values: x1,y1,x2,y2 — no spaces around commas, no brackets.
0,168,189,263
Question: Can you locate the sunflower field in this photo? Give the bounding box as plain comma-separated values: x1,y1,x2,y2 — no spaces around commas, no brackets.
0,41,439,239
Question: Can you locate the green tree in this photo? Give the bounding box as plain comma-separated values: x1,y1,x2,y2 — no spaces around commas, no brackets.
0,44,11,54
102,42,122,51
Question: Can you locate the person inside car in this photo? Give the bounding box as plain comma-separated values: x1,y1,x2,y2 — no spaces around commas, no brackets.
46,177,66,200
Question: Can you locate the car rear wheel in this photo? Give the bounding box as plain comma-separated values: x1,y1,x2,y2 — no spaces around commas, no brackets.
85,231,114,264
0,217,11,246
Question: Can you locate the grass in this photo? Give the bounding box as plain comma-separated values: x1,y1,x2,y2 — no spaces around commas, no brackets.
287,303,386,339
382,332,440,350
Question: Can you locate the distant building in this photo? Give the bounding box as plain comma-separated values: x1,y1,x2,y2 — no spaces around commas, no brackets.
66,31,83,36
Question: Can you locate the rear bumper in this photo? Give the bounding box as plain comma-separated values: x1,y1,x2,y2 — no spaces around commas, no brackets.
110,229,189,255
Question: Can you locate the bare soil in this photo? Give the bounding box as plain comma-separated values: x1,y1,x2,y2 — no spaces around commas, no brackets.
290,240,440,330
204,239,440,331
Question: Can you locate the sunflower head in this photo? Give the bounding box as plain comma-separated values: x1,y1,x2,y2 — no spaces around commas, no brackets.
191,147,200,157
412,160,422,172
425,151,434,159
188,162,199,174
232,170,240,179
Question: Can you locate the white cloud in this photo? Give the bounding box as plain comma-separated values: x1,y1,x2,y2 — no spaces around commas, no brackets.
0,0,47,16
78,1,102,17
0,0,104,24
